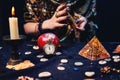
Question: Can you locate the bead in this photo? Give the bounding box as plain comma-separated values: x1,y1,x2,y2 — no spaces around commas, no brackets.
73,67,80,71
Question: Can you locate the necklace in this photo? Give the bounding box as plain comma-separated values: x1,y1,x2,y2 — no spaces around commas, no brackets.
50,0,79,6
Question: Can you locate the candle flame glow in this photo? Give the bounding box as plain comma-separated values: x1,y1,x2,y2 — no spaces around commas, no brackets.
11,6,15,16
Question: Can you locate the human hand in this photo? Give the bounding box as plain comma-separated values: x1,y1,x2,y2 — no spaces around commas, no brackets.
76,16,87,31
42,3,68,30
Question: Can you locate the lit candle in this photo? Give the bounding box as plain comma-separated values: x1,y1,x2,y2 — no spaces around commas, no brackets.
9,6,19,39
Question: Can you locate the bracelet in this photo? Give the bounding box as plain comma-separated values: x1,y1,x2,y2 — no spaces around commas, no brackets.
38,20,54,34
38,20,44,34
33,23,39,37
35,23,39,34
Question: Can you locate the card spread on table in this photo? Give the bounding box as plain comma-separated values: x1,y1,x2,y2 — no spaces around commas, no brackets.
79,36,110,60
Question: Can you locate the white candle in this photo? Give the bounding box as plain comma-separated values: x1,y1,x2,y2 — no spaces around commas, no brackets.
9,6,19,39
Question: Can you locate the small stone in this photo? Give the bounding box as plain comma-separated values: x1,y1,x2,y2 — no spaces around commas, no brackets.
74,62,84,66
55,52,62,56
25,51,32,55
113,58,120,62
73,67,80,71
60,59,68,63
112,55,120,59
36,55,44,58
33,45,39,50
38,71,51,78
57,66,65,71
40,58,48,62
98,60,107,65
85,71,95,77
104,58,111,62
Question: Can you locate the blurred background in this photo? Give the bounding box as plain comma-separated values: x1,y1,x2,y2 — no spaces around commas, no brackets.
0,0,120,41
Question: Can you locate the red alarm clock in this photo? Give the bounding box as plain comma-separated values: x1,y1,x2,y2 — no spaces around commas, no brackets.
37,33,60,55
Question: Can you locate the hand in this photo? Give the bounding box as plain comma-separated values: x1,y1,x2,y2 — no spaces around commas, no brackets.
76,16,87,31
42,3,68,30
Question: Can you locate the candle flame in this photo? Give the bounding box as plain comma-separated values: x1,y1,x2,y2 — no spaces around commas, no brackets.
11,6,15,16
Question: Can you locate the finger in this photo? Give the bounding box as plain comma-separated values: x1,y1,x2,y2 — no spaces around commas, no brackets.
56,16,68,22
56,8,67,17
55,23,67,28
66,4,71,11
77,21,86,31
76,16,87,30
56,3,66,11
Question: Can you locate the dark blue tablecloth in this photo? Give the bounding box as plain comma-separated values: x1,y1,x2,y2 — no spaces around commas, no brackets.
0,41,120,80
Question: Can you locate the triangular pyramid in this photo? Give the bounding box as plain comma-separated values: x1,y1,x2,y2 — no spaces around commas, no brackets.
79,36,110,60
113,45,120,53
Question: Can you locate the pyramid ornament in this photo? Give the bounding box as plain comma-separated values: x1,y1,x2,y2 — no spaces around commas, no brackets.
79,36,110,60
113,45,120,53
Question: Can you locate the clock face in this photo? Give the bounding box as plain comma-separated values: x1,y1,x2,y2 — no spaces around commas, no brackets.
44,43,56,55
